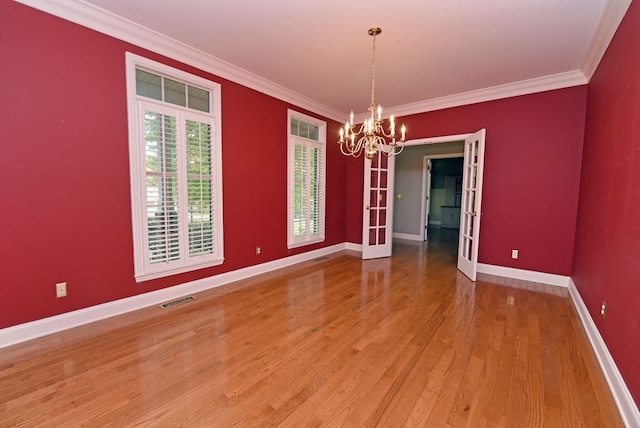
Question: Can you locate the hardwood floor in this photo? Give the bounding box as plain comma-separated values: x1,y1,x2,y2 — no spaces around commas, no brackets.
0,229,623,427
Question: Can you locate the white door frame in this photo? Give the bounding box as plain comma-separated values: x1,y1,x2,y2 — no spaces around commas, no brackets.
420,153,464,241
361,132,485,275
423,159,432,241
403,133,485,279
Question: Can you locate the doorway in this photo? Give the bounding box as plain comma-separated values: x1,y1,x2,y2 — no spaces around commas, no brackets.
392,138,465,243
422,155,464,242
391,130,486,280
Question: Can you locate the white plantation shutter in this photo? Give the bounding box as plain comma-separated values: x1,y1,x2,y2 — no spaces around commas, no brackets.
144,109,180,263
288,111,326,248
185,119,215,257
127,53,223,281
293,141,308,238
309,145,323,237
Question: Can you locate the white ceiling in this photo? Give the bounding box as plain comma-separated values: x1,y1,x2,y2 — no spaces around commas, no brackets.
21,0,631,120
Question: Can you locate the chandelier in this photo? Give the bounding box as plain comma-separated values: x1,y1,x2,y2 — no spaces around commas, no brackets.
338,27,406,160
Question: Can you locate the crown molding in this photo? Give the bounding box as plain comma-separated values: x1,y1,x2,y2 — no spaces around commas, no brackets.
13,0,345,122
581,0,633,80
377,70,588,120
15,0,627,123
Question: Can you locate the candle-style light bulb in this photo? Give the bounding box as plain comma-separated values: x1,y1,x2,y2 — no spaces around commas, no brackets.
390,115,395,135
377,105,382,121
339,127,344,142
349,111,354,126
401,124,406,141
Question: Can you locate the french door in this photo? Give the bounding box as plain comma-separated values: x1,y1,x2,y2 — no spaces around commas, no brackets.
361,153,395,259
457,129,486,281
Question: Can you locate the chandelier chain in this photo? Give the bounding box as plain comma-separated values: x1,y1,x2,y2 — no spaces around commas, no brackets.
370,32,376,109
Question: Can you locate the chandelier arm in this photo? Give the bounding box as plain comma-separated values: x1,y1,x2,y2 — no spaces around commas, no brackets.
374,126,395,139
381,144,404,157
340,141,364,158
379,141,402,153
340,133,368,157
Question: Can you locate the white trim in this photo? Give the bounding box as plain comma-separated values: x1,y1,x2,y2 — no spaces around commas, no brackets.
405,134,471,146
568,279,640,427
125,53,224,281
374,71,588,120
419,152,464,159
474,264,639,424
14,0,345,122
15,0,624,123
0,243,347,349
477,263,570,287
345,242,362,252
393,233,422,242
392,134,469,243
287,110,327,249
581,0,633,80
4,242,637,427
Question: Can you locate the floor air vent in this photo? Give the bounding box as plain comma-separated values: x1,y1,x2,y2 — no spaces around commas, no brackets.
159,295,196,309
315,256,328,262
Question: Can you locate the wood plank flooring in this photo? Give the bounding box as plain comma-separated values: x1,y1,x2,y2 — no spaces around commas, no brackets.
0,229,623,427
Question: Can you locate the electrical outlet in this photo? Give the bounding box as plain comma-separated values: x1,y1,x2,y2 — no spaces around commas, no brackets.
56,282,67,298
601,301,607,318
512,249,519,259
256,246,261,255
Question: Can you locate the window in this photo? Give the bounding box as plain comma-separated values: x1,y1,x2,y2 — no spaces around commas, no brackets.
287,110,326,248
126,53,223,281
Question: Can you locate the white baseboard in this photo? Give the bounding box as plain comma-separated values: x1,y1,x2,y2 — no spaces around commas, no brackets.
0,243,348,349
345,242,362,252
477,263,570,287
478,265,638,424
568,279,640,427
393,232,423,242
4,248,637,426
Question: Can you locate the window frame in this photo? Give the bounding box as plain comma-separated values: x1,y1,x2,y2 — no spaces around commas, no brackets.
287,109,327,249
126,52,224,282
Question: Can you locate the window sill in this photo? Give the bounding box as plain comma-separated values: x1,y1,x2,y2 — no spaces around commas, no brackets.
135,258,225,282
287,237,325,250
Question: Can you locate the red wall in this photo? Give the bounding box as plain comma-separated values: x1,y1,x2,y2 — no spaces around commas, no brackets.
6,0,635,409
572,1,640,406
0,2,605,373
347,88,588,275
0,2,346,329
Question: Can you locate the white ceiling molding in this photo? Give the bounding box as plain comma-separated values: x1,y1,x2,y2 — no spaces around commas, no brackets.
14,0,346,122
14,0,630,122
581,0,633,80
377,70,588,121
